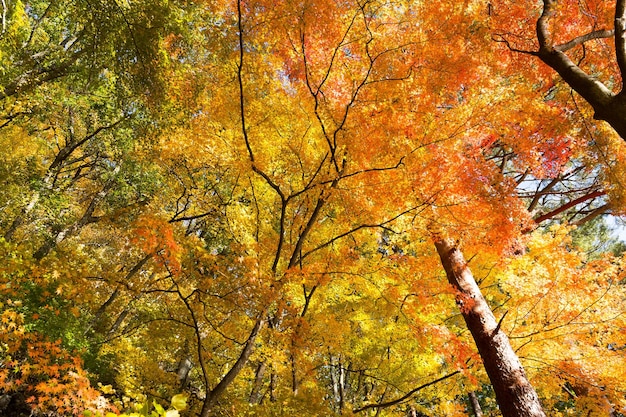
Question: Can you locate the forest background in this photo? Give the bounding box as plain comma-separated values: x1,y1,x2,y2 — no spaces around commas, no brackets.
1,0,626,416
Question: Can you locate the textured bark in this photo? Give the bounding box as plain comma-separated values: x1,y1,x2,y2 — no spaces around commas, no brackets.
338,358,346,412
434,238,546,417
533,190,605,224
536,0,626,141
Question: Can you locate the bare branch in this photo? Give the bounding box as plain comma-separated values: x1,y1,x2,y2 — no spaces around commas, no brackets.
492,34,538,56
237,0,254,162
288,191,327,269
533,190,606,224
571,203,610,226
299,202,427,264
555,29,614,52
352,371,460,413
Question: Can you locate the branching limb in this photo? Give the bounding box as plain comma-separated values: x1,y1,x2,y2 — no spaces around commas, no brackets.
492,34,538,56
556,29,614,52
536,1,614,105
175,280,211,407
237,0,254,162
236,0,291,272
533,189,606,224
571,203,610,226
0,55,83,100
298,202,428,264
288,191,327,269
352,371,460,413
300,7,361,172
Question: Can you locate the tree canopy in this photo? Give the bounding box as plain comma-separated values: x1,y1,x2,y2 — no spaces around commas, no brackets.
1,0,625,416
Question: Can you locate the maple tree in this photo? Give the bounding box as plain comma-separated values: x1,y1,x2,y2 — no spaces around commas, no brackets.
1,0,626,416
491,0,626,143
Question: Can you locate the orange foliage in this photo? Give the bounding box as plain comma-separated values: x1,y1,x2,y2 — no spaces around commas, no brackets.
132,214,182,275
0,308,111,416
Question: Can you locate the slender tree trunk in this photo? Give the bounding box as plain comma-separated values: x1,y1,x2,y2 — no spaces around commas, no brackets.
177,355,193,390
468,391,484,417
108,309,130,334
291,353,299,395
434,238,546,417
199,317,266,417
338,356,346,412
249,361,267,404
269,371,276,402
4,189,43,241
331,355,339,402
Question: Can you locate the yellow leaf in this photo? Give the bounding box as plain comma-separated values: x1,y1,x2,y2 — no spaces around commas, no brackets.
170,393,188,411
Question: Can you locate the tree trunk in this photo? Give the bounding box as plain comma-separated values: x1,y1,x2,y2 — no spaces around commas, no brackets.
199,317,265,417
338,356,346,412
434,238,546,417
291,353,299,395
468,391,484,417
249,361,267,404
177,355,193,390
33,165,120,260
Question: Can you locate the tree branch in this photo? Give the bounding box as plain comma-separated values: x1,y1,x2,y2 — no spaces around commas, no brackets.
555,29,614,52
571,203,610,226
352,371,460,413
201,316,266,416
299,202,427,264
536,0,614,108
237,0,254,162
533,190,605,224
492,34,538,56
288,192,326,269
615,0,626,85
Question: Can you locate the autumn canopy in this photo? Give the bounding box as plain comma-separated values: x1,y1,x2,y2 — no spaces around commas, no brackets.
1,0,626,416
